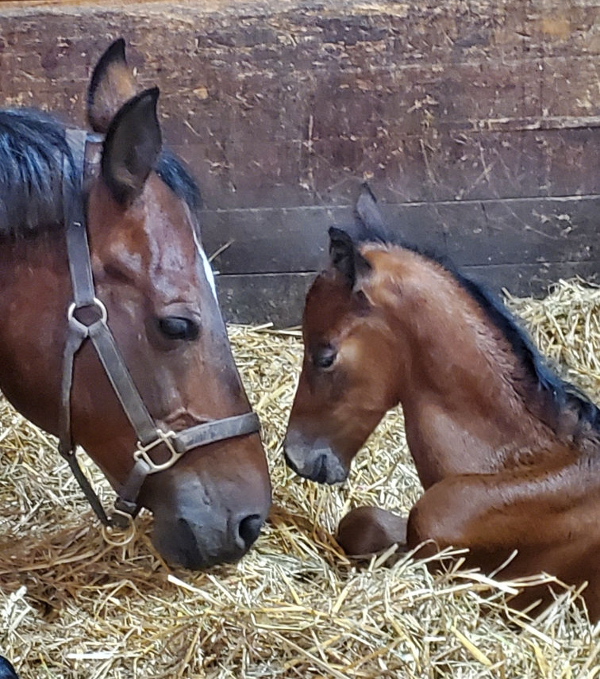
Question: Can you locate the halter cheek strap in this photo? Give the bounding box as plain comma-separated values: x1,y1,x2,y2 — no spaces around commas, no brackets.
58,129,260,528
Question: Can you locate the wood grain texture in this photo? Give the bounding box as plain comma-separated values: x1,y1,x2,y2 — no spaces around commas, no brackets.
1,0,598,324
215,262,600,326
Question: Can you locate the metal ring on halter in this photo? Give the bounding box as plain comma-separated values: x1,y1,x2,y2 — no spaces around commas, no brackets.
67,298,108,333
133,430,183,473
101,515,137,547
110,505,136,528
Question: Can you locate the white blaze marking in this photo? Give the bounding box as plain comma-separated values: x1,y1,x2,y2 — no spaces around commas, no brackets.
193,228,217,299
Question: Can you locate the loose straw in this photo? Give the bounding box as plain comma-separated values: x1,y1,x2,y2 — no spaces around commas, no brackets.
1,279,599,678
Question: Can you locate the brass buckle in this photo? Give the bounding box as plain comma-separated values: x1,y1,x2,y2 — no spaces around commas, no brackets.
133,430,182,473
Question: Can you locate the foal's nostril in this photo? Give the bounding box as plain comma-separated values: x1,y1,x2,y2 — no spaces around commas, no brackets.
314,453,328,484
237,513,263,549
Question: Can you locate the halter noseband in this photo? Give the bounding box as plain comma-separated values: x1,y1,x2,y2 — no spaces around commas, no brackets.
58,129,260,528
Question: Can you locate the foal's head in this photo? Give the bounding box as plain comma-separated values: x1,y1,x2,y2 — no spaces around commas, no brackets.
284,189,410,483
0,41,271,569
285,186,600,487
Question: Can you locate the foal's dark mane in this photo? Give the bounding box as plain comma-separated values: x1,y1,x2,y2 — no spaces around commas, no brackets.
0,108,201,238
351,218,600,435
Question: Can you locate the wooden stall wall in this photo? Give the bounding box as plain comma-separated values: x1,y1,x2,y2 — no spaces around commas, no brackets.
1,0,599,325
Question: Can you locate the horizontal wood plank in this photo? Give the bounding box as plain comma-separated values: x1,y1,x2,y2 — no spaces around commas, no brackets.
1,4,600,209
202,195,600,274
216,272,315,327
216,261,600,326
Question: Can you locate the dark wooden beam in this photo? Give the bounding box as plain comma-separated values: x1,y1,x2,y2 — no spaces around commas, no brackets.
2,0,598,325
216,261,600,327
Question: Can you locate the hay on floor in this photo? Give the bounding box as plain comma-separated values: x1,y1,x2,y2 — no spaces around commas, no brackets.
1,278,599,678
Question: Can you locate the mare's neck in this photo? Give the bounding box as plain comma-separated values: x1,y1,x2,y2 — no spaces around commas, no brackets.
0,234,69,432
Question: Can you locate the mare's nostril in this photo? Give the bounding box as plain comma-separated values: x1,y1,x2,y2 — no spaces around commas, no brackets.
237,513,263,549
176,517,203,569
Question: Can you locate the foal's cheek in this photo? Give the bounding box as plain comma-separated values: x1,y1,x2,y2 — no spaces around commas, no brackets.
338,337,362,366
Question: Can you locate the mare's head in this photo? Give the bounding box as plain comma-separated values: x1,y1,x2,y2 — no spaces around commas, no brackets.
0,41,271,568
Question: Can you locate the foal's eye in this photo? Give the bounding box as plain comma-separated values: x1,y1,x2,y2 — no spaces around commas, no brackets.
158,316,199,341
313,346,337,369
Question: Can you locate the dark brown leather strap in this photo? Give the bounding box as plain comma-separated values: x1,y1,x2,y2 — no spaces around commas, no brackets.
175,412,260,453
64,130,95,307
88,320,156,445
59,130,89,457
58,323,87,457
115,459,151,518
64,449,112,525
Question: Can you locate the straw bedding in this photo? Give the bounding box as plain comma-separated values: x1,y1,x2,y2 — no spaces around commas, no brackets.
1,278,599,678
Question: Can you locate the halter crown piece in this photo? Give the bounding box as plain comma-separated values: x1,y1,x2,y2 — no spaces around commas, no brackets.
58,129,260,528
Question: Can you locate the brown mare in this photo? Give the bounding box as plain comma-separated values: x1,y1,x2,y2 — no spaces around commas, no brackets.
284,186,600,619
0,40,271,570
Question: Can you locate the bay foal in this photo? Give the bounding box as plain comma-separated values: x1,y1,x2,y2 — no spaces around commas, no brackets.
284,187,600,618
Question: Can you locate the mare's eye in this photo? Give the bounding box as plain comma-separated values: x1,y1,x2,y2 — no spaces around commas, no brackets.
313,346,337,369
158,316,199,341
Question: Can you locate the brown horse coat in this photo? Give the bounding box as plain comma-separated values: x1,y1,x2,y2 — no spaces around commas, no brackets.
285,186,600,619
0,40,271,569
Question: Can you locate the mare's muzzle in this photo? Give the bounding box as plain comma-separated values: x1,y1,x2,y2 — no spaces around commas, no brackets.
146,448,271,569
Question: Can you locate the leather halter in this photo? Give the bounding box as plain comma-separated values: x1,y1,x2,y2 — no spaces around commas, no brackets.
58,129,260,528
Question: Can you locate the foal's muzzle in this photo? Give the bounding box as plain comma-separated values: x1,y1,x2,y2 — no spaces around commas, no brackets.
284,429,348,485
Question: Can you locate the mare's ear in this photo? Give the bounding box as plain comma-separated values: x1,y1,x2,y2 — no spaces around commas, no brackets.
355,183,385,232
328,226,372,290
88,38,138,133
101,87,162,206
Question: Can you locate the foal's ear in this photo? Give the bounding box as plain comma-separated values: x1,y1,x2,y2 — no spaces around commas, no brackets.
101,87,162,206
328,227,372,289
355,183,386,232
88,38,138,133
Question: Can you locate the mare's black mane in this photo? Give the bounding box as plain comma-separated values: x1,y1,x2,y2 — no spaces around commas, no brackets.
0,108,201,238
350,216,600,435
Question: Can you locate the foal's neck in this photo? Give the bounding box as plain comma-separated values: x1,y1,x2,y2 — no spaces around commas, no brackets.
369,248,568,487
